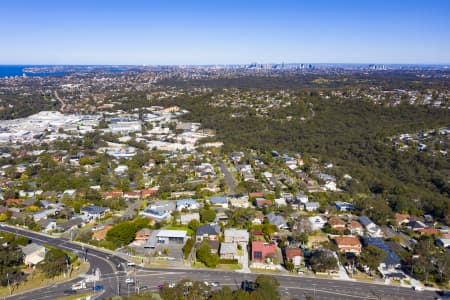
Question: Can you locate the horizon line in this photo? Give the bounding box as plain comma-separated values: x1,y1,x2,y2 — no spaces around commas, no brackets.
0,62,450,67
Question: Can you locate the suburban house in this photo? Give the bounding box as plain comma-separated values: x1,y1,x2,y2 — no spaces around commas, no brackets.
135,228,152,242
359,216,383,237
304,202,320,212
285,247,303,267
102,190,124,199
179,212,200,225
334,201,355,212
363,237,401,270
309,215,327,230
417,228,439,235
394,213,410,226
219,242,238,260
141,201,175,221
229,196,250,208
347,220,363,236
334,236,362,254
255,198,272,208
295,193,309,204
274,198,287,207
209,196,228,208
196,240,220,254
80,205,110,221
176,199,200,211
224,229,249,243
36,218,56,233
436,238,450,248
196,224,221,241
252,212,265,225
141,189,158,198
156,230,187,245
328,217,346,231
406,220,427,231
251,241,277,263
32,208,58,221
124,191,141,200
266,213,289,230
58,217,84,232
21,243,47,266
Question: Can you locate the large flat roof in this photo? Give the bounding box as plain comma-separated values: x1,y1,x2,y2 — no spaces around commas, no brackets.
156,229,187,238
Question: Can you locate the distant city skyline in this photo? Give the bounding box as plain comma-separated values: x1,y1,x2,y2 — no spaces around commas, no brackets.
1,0,449,65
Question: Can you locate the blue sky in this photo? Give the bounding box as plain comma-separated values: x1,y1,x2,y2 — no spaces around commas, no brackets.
1,0,449,65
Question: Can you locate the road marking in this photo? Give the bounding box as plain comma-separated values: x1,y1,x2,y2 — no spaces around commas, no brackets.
282,285,378,299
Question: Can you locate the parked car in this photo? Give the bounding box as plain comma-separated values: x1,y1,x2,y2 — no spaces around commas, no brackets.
93,285,104,291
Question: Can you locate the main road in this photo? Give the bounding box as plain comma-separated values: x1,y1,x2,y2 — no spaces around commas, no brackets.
1,226,440,300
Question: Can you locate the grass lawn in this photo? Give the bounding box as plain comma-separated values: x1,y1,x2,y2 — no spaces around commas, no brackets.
56,292,94,300
0,261,89,298
218,263,242,270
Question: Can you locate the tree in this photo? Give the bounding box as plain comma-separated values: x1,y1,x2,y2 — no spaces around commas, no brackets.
183,238,195,259
309,250,338,273
253,275,280,300
38,248,68,278
359,245,386,274
435,252,450,284
196,243,219,268
187,219,200,233
200,209,216,223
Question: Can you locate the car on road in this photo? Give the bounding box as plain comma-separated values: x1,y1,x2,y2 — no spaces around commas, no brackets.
63,290,77,295
71,281,86,290
210,282,220,287
168,283,176,288
125,278,135,284
413,286,424,291
93,285,104,291
140,285,149,291
127,262,136,267
157,284,164,290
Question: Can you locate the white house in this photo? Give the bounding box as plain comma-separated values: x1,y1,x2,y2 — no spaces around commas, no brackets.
359,216,383,237
209,196,228,209
309,215,327,231
176,199,200,211
80,206,110,220
304,202,320,212
21,243,47,266
274,198,287,207
224,229,249,243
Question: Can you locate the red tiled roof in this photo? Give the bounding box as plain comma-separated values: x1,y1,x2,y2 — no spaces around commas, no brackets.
285,248,303,260
335,236,361,247
417,228,439,235
141,189,157,197
102,190,123,198
252,241,277,261
348,220,362,229
395,213,410,223
249,192,264,198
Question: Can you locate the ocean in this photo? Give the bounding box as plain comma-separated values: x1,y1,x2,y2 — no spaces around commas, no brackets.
0,65,68,78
